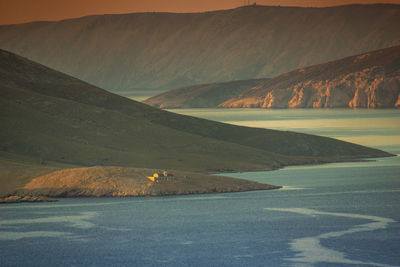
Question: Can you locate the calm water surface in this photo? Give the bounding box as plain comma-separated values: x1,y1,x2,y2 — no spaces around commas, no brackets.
169,108,400,154
1,109,399,266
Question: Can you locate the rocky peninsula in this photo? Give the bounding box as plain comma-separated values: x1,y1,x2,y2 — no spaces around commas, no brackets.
11,166,280,199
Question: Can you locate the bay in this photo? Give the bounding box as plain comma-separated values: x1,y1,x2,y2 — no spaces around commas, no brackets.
1,109,399,266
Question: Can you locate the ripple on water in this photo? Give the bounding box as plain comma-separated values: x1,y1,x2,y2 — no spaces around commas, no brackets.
264,208,396,267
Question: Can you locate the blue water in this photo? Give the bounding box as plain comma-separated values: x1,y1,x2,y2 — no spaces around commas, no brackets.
1,109,399,266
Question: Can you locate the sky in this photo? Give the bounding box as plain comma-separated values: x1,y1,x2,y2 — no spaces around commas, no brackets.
1,0,400,25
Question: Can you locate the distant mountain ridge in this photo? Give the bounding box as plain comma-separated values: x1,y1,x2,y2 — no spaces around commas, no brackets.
145,46,400,109
0,4,399,93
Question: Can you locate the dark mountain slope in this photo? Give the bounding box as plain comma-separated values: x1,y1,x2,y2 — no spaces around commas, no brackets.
0,49,392,177
0,4,399,93
1,50,282,172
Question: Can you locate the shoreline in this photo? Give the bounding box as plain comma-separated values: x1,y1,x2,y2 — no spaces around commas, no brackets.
0,186,282,204
208,154,397,175
1,155,396,204
0,195,57,204
0,166,281,204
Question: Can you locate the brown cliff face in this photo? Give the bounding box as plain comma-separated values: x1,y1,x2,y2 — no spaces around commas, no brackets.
220,46,400,109
396,94,400,108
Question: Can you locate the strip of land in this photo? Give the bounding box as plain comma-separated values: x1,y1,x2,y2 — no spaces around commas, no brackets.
2,166,280,201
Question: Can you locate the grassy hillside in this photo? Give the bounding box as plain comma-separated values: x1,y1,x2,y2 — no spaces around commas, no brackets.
0,49,393,195
0,4,399,93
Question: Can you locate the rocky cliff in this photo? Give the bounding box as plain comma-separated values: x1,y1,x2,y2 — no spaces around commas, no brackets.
221,46,400,108
146,46,400,109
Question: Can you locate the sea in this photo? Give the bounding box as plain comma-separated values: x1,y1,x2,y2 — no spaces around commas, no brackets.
1,109,399,266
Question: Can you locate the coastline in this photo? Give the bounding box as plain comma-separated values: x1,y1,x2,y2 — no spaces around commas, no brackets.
2,154,397,204
1,166,281,203
209,154,397,175
0,195,57,204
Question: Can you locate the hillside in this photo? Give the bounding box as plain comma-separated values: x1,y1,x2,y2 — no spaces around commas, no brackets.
145,46,400,109
222,46,400,108
145,78,269,108
0,49,393,195
0,4,399,94
0,49,282,174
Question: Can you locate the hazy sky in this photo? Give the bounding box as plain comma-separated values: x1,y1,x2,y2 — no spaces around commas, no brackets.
1,0,400,25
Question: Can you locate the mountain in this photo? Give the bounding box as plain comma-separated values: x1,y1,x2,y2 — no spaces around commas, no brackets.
222,46,400,108
0,49,393,194
0,4,399,94
145,78,269,108
0,49,280,174
145,46,400,109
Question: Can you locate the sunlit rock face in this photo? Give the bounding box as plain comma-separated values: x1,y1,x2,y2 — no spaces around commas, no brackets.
349,76,400,108
396,94,400,108
221,73,400,109
220,46,400,109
